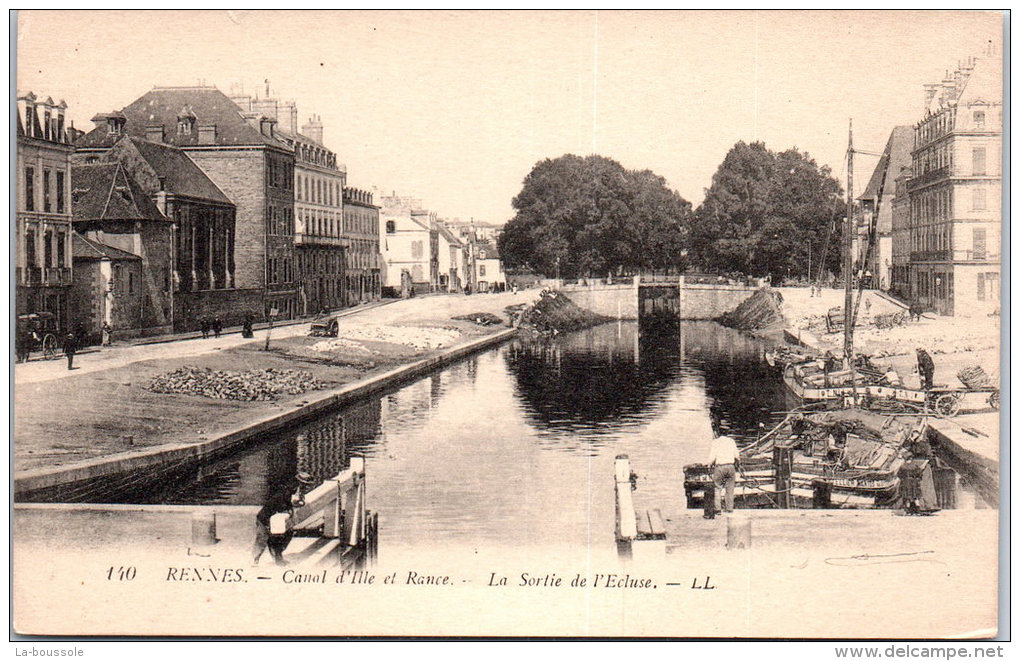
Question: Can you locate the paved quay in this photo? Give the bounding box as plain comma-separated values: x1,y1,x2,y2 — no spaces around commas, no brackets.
14,291,539,495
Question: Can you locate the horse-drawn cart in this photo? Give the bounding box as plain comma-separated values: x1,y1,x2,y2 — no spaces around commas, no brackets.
309,315,339,338
926,366,1000,417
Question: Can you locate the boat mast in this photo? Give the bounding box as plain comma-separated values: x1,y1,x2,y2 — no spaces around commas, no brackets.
844,120,855,367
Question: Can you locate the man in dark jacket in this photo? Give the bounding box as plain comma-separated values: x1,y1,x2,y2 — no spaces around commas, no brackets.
62,332,77,370
916,348,935,390
252,471,316,566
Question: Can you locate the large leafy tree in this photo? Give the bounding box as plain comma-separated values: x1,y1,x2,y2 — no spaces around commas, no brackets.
499,155,692,278
688,141,843,280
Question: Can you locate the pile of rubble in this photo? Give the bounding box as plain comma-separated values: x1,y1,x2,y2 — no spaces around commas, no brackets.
452,312,505,326
148,366,324,401
309,338,377,355
518,289,609,335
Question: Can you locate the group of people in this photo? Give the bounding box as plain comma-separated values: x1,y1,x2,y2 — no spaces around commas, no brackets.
198,317,223,339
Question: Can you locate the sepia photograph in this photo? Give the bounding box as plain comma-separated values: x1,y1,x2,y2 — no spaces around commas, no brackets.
11,9,1005,641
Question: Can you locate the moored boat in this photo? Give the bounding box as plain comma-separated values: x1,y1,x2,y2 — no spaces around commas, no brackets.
684,404,930,510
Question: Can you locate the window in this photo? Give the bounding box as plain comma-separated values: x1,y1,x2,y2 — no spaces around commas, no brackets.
43,170,51,212
972,188,986,211
25,231,36,268
56,171,65,213
479,264,486,277
44,231,53,268
973,228,986,260
386,220,396,234
56,231,65,267
977,273,985,301
972,147,986,176
25,167,35,211
128,271,135,294
974,111,985,129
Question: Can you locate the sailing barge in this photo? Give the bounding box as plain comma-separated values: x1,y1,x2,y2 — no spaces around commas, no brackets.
684,405,930,509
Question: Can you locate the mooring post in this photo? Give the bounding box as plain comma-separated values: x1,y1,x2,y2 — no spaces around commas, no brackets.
614,455,637,544
190,510,217,547
773,445,792,508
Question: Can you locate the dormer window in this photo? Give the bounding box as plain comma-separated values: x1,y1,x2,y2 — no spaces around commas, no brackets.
177,106,197,136
109,118,124,135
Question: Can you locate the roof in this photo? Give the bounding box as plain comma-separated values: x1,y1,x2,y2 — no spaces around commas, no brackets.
956,55,1002,108
859,126,913,201
121,137,232,204
71,163,166,223
435,222,463,247
72,233,141,261
475,241,500,260
75,86,291,150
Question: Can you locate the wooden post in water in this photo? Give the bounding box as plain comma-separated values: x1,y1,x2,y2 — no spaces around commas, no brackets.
773,445,792,508
614,455,637,544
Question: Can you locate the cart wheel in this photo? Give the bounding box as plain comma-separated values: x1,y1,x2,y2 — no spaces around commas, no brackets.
989,391,1000,410
42,333,58,360
934,392,962,417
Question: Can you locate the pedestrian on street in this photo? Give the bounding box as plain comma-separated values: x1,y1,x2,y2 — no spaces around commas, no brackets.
200,317,210,339
101,321,112,347
909,300,924,323
916,348,935,390
242,315,254,339
212,316,222,338
706,421,740,518
62,332,78,370
252,470,316,566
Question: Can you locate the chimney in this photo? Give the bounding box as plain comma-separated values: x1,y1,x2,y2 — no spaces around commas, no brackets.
251,98,279,123
259,116,276,138
278,101,298,134
301,114,324,144
230,94,252,111
198,124,217,143
923,83,940,108
145,125,165,143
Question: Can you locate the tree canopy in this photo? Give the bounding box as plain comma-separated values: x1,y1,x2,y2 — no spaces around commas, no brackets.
687,141,844,280
498,154,692,278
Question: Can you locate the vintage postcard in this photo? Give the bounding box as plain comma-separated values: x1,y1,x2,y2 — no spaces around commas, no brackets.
12,10,1004,639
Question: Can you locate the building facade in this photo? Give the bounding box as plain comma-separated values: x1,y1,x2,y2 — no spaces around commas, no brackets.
857,126,913,292
75,86,299,321
69,163,174,339
906,54,1001,316
435,221,464,292
379,194,438,296
890,166,913,298
343,188,382,304
79,136,248,331
16,92,74,330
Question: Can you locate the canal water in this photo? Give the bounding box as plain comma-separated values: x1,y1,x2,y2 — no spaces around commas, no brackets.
100,320,984,557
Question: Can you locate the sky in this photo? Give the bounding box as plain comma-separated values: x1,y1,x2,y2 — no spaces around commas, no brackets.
16,10,1003,224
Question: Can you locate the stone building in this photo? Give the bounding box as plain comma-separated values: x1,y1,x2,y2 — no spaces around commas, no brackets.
857,125,913,292
434,221,464,292
230,86,348,315
906,53,1002,316
16,92,74,331
378,194,438,296
69,163,173,339
343,188,382,304
78,136,248,332
890,165,913,298
75,86,299,321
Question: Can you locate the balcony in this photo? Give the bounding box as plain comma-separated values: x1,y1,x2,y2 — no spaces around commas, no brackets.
909,251,950,262
906,166,952,191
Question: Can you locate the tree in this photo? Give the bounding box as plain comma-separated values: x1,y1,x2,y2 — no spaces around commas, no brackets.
688,141,843,281
499,155,692,278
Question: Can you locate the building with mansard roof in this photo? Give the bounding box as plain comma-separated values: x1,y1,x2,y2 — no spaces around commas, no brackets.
905,52,1001,316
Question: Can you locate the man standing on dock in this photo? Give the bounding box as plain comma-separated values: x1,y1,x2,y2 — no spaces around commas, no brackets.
916,348,935,390
252,470,316,566
707,422,740,516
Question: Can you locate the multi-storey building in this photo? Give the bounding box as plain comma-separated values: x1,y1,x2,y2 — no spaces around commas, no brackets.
76,86,299,320
16,92,74,330
857,126,913,291
906,53,1001,315
378,194,439,296
434,221,464,292
890,165,913,298
230,85,348,315
343,188,382,304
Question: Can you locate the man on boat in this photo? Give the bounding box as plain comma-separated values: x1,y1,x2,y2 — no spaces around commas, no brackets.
916,348,935,390
707,421,740,516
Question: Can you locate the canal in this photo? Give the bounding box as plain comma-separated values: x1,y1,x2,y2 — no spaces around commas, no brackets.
91,320,985,558
116,321,787,554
